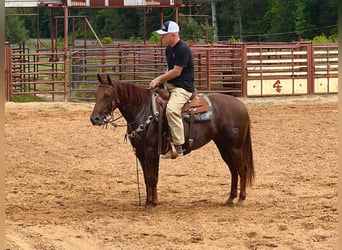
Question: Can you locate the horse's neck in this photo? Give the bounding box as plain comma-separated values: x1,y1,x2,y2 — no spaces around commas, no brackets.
117,83,152,127
119,101,144,118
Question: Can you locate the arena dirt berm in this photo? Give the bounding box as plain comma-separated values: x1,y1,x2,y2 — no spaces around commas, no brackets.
5,94,337,249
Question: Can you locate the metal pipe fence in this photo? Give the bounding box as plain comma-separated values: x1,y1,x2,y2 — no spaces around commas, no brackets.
5,42,338,101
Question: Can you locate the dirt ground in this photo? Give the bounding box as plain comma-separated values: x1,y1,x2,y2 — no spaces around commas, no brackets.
5,94,337,250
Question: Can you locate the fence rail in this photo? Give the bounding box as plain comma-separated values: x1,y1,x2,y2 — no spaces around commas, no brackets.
5,43,67,101
5,42,338,101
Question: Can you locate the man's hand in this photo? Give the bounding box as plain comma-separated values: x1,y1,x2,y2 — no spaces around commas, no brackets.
149,79,160,89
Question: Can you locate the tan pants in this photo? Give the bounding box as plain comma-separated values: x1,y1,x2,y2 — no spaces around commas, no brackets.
166,84,193,145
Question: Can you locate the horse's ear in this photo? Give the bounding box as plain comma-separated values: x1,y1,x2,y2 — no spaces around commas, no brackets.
97,73,102,83
107,74,112,84
107,74,117,88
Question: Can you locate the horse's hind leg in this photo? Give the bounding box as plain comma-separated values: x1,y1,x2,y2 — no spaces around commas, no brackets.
215,144,239,205
216,144,248,205
232,148,248,204
227,166,239,206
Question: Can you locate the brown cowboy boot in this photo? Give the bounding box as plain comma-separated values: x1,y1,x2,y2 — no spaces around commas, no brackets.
175,145,183,156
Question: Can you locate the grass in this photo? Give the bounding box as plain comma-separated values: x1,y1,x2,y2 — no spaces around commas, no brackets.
11,94,46,102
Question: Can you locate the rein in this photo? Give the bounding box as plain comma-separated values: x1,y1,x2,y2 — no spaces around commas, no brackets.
98,82,159,206
103,115,124,129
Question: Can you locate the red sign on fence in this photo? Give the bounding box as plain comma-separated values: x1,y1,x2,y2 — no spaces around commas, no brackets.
273,80,282,93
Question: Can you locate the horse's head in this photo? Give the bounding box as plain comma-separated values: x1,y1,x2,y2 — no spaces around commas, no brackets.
90,74,119,126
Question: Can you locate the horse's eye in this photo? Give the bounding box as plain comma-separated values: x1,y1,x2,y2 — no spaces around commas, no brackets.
104,94,110,100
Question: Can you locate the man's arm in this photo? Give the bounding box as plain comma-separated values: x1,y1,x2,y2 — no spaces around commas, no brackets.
149,65,183,89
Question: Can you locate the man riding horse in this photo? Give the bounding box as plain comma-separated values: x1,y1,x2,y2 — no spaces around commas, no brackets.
149,20,195,159
90,22,254,207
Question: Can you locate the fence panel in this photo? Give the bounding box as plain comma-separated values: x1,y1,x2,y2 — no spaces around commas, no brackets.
245,43,312,96
207,45,243,94
245,42,338,97
69,44,245,101
5,42,338,101
313,44,338,94
5,43,67,101
70,45,166,101
5,43,12,100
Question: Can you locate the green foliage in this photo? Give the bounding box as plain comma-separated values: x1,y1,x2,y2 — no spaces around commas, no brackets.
5,9,29,44
312,34,338,43
295,0,314,39
56,37,72,47
148,31,161,42
94,9,120,38
205,24,216,44
228,36,241,43
11,95,45,102
101,37,113,45
129,36,142,43
181,17,206,42
294,0,338,41
93,9,142,39
5,0,338,43
261,0,298,42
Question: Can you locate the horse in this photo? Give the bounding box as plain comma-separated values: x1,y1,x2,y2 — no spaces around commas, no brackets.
90,74,255,208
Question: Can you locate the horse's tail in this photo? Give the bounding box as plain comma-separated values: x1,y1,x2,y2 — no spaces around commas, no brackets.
244,124,255,186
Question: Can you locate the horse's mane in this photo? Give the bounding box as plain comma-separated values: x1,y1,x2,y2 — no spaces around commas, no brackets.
117,81,152,104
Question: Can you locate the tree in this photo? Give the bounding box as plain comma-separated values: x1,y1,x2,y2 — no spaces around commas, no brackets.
261,0,298,42
4,0,338,43
210,0,218,41
181,17,202,41
5,8,29,44
241,0,271,41
295,0,338,40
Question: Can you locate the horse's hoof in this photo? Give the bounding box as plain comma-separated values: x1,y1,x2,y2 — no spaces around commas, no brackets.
145,203,157,212
237,199,245,206
145,205,154,213
225,199,235,207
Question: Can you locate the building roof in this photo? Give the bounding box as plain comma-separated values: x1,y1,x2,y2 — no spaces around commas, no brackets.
5,0,63,7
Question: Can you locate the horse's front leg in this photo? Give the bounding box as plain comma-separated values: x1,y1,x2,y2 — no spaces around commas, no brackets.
140,149,160,208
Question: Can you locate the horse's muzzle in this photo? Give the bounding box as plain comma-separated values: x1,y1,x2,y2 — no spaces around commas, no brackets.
90,114,105,126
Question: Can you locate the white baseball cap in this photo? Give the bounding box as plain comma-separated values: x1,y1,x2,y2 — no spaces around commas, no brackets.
156,21,180,35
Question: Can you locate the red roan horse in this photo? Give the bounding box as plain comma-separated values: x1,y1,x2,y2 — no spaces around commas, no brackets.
90,74,254,207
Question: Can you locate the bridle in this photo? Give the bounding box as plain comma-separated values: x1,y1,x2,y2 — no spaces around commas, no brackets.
97,84,156,137
98,84,124,128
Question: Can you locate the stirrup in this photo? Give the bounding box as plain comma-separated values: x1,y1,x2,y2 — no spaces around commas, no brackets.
161,143,178,159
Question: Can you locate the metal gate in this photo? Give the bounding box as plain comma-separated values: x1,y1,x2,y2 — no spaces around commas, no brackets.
5,42,67,101
245,42,338,96
69,45,167,101
192,44,244,95
69,44,245,101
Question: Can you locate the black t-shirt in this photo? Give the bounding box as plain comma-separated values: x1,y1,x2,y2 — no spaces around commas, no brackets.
165,40,195,93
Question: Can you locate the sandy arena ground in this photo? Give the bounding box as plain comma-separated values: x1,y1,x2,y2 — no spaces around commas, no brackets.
5,95,337,249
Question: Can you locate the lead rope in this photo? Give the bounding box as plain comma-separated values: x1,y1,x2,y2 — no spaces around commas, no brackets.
135,154,142,206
